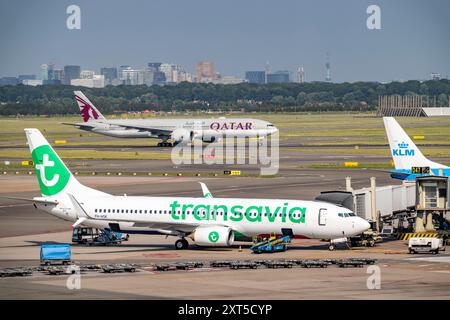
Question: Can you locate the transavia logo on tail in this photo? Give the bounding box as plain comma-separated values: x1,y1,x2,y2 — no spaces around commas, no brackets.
31,145,70,196
393,142,414,157
208,231,219,243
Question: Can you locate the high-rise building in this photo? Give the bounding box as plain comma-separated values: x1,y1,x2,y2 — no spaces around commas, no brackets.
245,71,266,84
100,67,118,85
160,63,176,83
118,65,130,81
195,61,217,82
63,65,81,85
325,52,331,82
297,67,305,83
50,69,63,82
121,67,144,85
159,63,191,84
40,64,49,81
267,71,290,83
152,71,166,85
147,63,162,71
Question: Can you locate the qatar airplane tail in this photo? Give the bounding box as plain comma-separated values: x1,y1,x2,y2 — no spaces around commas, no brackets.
24,128,107,198
383,117,447,170
74,91,106,123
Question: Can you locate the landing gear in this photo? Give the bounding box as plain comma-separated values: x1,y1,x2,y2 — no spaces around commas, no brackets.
328,244,336,251
175,238,189,250
157,142,173,147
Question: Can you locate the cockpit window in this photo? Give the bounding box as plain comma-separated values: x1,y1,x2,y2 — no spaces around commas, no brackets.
338,212,355,218
267,124,274,127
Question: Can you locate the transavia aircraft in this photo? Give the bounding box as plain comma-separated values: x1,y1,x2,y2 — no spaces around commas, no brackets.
8,129,370,250
383,117,449,180
63,91,278,147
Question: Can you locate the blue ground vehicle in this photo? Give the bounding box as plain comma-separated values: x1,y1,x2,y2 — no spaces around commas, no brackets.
250,235,291,254
40,244,71,265
72,227,128,245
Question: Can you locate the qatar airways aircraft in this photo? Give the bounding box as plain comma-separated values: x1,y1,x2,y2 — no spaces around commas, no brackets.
64,91,278,147
6,129,370,250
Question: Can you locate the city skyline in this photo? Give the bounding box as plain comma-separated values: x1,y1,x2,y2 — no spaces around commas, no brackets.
1,0,450,82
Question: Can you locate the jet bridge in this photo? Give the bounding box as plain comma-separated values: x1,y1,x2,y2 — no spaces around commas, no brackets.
316,176,450,234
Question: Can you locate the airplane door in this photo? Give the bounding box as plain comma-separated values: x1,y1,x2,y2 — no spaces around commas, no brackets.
318,209,327,226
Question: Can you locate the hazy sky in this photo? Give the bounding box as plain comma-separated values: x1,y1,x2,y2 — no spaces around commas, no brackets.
1,0,449,82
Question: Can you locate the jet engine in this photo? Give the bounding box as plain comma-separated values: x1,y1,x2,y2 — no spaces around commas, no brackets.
191,226,234,247
171,128,193,144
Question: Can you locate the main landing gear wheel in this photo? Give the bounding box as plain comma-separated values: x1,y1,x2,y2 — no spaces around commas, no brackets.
157,142,173,147
175,238,189,250
328,244,336,251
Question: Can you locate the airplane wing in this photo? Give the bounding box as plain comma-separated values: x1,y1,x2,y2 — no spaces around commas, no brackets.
101,123,173,136
61,122,98,130
0,196,58,205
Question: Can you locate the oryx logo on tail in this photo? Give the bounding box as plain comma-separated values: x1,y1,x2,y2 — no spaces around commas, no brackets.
75,94,100,122
73,91,105,123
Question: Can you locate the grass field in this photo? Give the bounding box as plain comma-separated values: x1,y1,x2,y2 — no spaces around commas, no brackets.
1,113,450,160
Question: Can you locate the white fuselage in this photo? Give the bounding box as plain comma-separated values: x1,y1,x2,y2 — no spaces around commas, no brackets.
36,193,369,240
77,118,278,140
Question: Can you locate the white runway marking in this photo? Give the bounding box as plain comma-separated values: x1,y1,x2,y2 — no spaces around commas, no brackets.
408,256,450,263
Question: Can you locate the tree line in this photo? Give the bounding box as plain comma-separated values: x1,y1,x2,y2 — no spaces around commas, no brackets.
0,80,449,115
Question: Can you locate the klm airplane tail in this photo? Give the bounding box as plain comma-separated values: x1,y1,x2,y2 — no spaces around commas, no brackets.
383,117,447,171
25,128,107,198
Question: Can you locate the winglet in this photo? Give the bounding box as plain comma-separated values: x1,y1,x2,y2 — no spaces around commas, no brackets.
67,193,90,219
199,182,213,198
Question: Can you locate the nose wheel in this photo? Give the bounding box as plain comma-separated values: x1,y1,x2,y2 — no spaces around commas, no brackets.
175,238,189,250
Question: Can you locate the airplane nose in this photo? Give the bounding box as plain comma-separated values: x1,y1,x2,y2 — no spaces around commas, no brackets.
359,219,371,232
